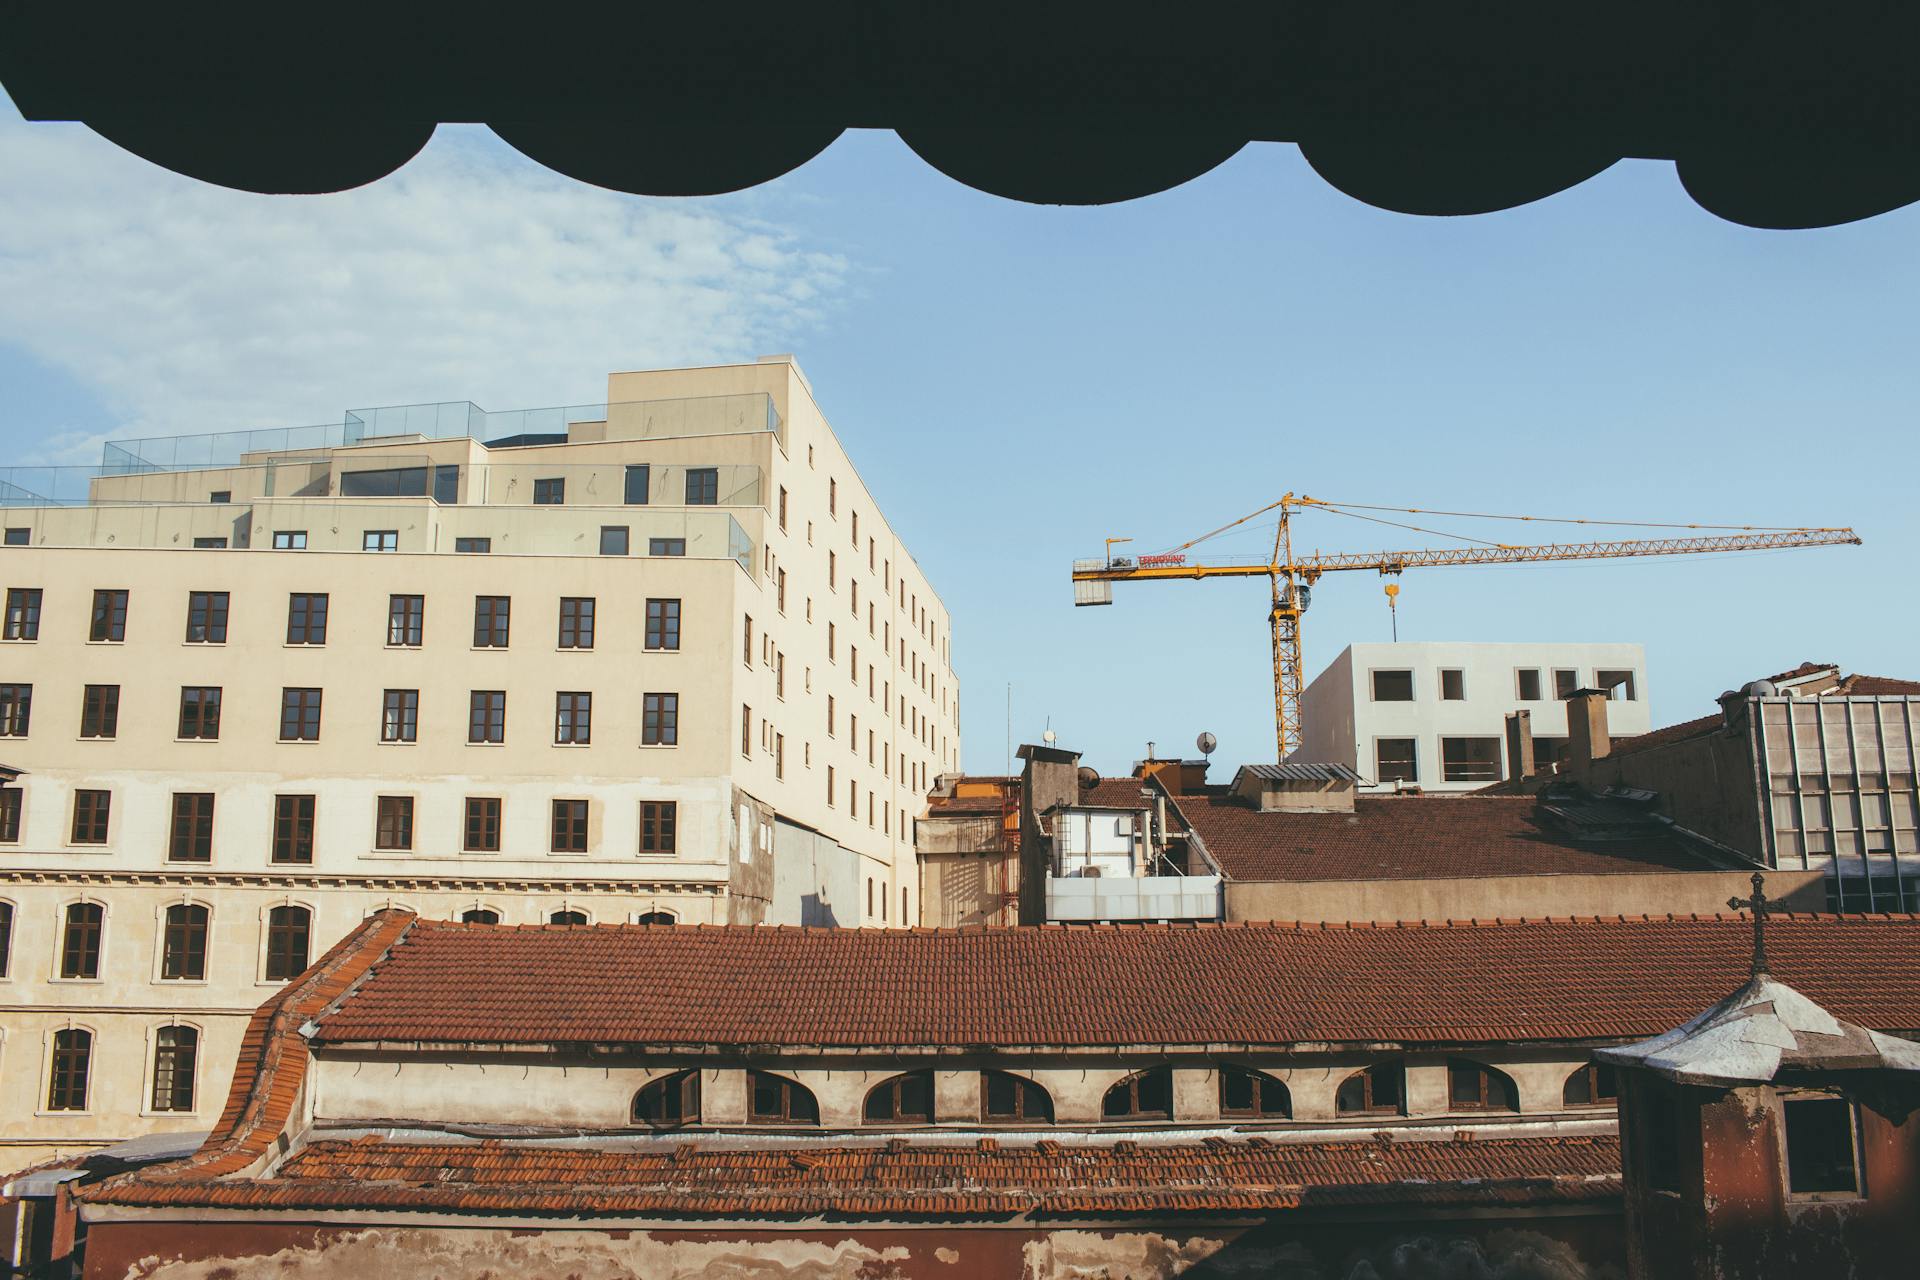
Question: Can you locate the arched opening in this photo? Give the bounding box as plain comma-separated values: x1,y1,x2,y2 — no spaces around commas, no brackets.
1101,1067,1173,1121
549,909,589,925
1447,1057,1519,1112
632,1070,701,1127
982,1070,1053,1124
264,905,311,981
863,1071,934,1124
1563,1061,1618,1108
748,1070,819,1125
460,908,500,924
1336,1060,1406,1116
634,910,677,925
1218,1066,1290,1118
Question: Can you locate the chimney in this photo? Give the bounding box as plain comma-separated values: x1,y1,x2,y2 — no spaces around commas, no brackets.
1567,689,1612,764
1505,709,1536,780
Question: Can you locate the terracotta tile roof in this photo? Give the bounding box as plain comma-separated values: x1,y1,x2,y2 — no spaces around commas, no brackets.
1177,795,1718,882
1606,713,1724,757
304,914,1920,1049
1076,778,1155,810
86,1133,1620,1218
1837,673,1920,696
1766,661,1839,685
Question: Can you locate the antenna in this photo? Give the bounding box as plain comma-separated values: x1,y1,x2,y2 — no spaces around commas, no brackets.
1196,731,1217,760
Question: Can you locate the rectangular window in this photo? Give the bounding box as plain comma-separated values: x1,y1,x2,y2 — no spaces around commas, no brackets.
80,684,120,738
827,765,835,805
743,614,753,667
60,903,103,979
209,490,231,504
624,465,650,504
1784,1096,1860,1196
1516,668,1542,701
643,693,679,746
649,537,685,557
1439,669,1465,700
599,525,629,556
1371,669,1414,701
455,536,491,554
776,652,785,698
1554,668,1579,699
685,467,719,504
473,596,510,647
0,788,19,842
551,799,589,853
775,732,785,779
828,477,837,515
1598,669,1638,701
168,793,214,862
1441,737,1503,783
1376,738,1418,784
741,703,753,757
555,691,592,744
2,527,26,545
468,690,506,744
89,588,129,641
48,1029,91,1109
375,795,414,850
285,592,329,644
272,530,307,550
558,596,596,649
463,797,502,852
272,795,315,864
533,477,565,505
362,530,398,551
777,486,787,531
645,598,680,651
192,536,228,549
152,1025,198,1111
5,587,42,640
381,689,419,742
387,594,424,646
828,551,836,589
278,686,322,740
178,686,222,740
640,800,677,854
264,906,310,980
71,789,111,843
185,590,228,643
776,567,787,613
434,465,460,504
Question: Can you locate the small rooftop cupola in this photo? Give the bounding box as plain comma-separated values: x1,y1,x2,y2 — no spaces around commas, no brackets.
1597,874,1920,1280
1228,763,1359,813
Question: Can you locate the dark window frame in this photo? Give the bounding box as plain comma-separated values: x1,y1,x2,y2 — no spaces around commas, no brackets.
1563,1061,1618,1107
0,789,18,843
0,682,28,736
1335,1061,1407,1116
558,596,596,649
79,684,120,738
264,905,311,980
48,1028,92,1111
285,592,329,645
623,465,650,505
550,799,589,853
3,587,41,640
463,797,502,853
555,691,592,744
473,595,511,647
89,588,129,642
1218,1065,1292,1118
685,467,719,505
649,537,686,557
168,793,215,862
381,689,419,743
982,1070,1054,1125
863,1070,935,1124
645,598,681,651
71,789,111,844
279,687,323,741
747,1070,820,1125
375,795,415,850
599,525,629,556
640,800,677,854
60,901,104,978
642,692,679,746
632,1070,701,1127
386,594,424,646
1783,1094,1862,1197
272,795,316,864
532,476,565,505
1101,1067,1174,1121
468,690,506,744
1447,1057,1519,1113
160,903,210,979
151,1024,199,1112
178,686,223,740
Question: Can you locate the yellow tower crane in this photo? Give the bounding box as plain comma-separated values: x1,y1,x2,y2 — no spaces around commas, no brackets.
1070,495,1862,763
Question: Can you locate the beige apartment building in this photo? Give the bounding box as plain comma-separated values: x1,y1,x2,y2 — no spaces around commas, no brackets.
0,356,959,1166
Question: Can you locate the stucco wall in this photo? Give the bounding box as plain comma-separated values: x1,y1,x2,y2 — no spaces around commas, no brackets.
1224,868,1825,924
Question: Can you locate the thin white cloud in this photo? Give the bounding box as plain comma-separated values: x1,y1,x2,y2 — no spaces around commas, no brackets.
0,114,850,464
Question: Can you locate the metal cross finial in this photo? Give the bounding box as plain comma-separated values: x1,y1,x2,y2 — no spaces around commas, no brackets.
1727,872,1772,978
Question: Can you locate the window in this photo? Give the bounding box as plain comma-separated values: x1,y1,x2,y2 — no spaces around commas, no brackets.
1439,668,1465,700
777,485,787,530
160,904,209,978
775,733,785,779
1598,669,1637,701
640,800,677,854
264,905,310,980
741,703,752,756
533,477,565,505
387,594,424,646
0,901,11,973
381,689,419,743
633,1070,700,1126
1335,1061,1406,1115
649,537,685,556
376,796,414,850
1219,1066,1291,1118
826,765,835,805
468,690,506,743
192,536,227,549
152,1025,199,1112
983,1071,1053,1124
342,467,429,498
1375,738,1417,784
641,694,679,744
1784,1096,1860,1196
1447,1058,1518,1112
558,596,595,649
1102,1068,1173,1120
362,530,398,552
168,793,214,862
272,795,315,864
71,789,111,844
2,527,26,545
285,592,328,644
3,587,40,639
645,598,681,651
1553,668,1579,699
555,691,592,744
460,908,499,923
549,909,588,925
1371,669,1413,701
599,525,629,556
208,489,231,504
272,530,307,550
454,536,491,554
742,613,753,667
551,799,589,853
0,683,28,736
61,902,104,977
279,688,322,741
434,466,460,504
1562,1062,1617,1108
1516,668,1542,701
463,798,501,852
90,588,129,641
80,684,119,738
748,1071,819,1124
685,467,719,504
828,551,836,589
863,1071,934,1123
47,1029,91,1110
635,910,676,925
181,590,229,644
473,596,510,647
0,789,17,842
776,567,787,613
1441,737,1502,783
624,465,650,505
828,477,837,514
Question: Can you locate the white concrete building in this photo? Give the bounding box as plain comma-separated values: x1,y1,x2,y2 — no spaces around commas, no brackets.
1294,642,1650,791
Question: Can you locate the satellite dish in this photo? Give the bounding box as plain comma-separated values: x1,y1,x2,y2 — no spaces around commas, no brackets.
1077,766,1101,791
1196,731,1218,758
1042,729,1057,745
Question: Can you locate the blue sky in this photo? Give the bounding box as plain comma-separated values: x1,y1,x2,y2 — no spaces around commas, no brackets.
2,100,1915,775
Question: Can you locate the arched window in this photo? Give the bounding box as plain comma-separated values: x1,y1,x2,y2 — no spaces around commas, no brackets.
632,1070,701,1127
982,1071,1053,1124
264,905,311,981
161,904,209,981
1563,1061,1618,1108
1336,1061,1406,1116
48,1028,91,1111
1447,1058,1519,1112
863,1071,934,1124
152,1025,199,1112
1101,1067,1173,1121
549,909,588,925
1218,1066,1291,1118
634,910,677,925
61,902,103,979
460,908,500,924
747,1070,819,1125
